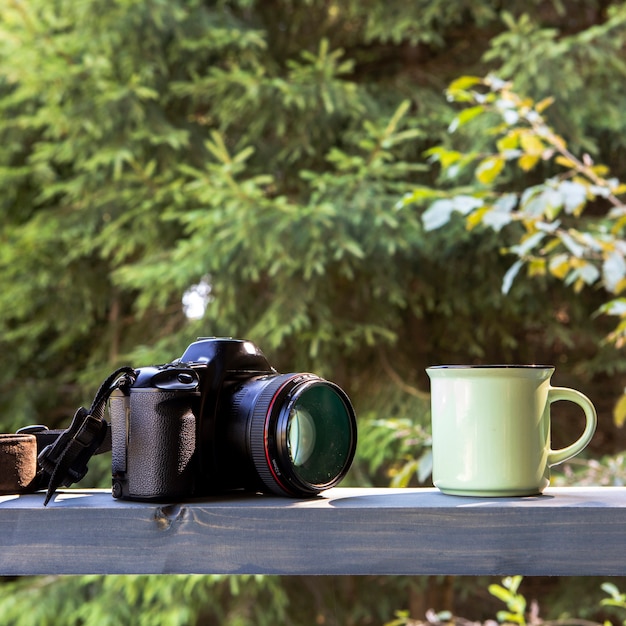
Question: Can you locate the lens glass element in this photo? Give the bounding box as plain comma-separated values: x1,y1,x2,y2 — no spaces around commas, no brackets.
284,383,354,486
287,405,316,467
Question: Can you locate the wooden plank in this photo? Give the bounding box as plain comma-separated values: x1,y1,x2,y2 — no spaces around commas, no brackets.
1,487,625,576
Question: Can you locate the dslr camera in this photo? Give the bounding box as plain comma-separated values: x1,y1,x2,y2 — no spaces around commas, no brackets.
109,337,357,500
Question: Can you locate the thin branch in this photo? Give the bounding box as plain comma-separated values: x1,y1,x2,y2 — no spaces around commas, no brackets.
378,348,430,399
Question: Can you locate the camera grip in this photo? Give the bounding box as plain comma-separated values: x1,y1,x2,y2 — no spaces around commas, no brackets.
111,389,197,500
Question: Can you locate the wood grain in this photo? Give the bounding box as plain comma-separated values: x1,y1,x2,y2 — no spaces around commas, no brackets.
1,487,624,575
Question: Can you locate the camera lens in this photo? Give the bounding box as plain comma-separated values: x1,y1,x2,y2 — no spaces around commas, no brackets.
282,383,353,487
230,374,357,497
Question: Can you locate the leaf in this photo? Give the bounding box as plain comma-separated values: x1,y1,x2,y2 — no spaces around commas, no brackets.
232,146,255,164
590,184,612,198
424,195,483,230
592,164,610,177
559,231,585,257
385,99,412,135
422,199,454,231
476,156,505,184
599,298,626,316
578,261,601,285
417,449,433,483
519,132,544,156
494,193,518,213
494,96,519,124
613,392,626,427
518,154,540,171
482,193,517,231
549,254,570,279
451,194,483,215
424,146,463,168
555,155,577,169
503,575,524,594
448,105,484,133
447,75,482,92
535,96,555,113
341,239,365,259
512,231,546,256
497,131,520,152
396,186,442,208
528,258,546,277
489,584,513,604
390,459,419,488
558,180,588,214
521,186,562,218
466,205,490,230
520,185,543,209
601,582,624,600
603,250,626,292
502,259,523,294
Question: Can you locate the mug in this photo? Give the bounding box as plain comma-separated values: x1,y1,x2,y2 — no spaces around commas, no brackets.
426,365,597,497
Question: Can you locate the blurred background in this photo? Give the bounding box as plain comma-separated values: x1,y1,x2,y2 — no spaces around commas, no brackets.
2,1,626,624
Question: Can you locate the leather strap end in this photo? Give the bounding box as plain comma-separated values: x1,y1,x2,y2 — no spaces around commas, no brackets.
0,434,38,495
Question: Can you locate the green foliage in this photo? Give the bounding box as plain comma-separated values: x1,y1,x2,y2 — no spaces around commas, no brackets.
553,452,626,487
601,582,626,624
488,576,527,625
405,73,626,419
3,1,626,625
484,6,626,154
5,0,620,429
386,577,626,626
356,416,432,487
413,74,626,304
0,575,440,626
116,98,427,370
0,575,288,626
0,0,445,427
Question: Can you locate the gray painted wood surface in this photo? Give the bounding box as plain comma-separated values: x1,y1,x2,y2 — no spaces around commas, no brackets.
1,487,624,575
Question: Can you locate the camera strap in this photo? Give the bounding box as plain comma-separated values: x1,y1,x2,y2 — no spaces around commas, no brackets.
31,366,136,505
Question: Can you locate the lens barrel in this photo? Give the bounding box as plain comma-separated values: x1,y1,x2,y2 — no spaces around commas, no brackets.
230,373,357,497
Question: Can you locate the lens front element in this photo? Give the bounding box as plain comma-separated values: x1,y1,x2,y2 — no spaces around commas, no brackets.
282,384,354,488
287,404,316,468
236,373,357,497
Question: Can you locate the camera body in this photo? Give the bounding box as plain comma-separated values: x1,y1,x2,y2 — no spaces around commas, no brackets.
109,337,357,500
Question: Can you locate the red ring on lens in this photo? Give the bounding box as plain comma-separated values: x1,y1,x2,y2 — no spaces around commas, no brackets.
262,376,297,495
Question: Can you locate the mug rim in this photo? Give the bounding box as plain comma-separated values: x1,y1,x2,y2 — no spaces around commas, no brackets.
427,364,554,369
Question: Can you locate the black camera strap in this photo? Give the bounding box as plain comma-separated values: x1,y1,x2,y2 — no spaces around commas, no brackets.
36,366,136,505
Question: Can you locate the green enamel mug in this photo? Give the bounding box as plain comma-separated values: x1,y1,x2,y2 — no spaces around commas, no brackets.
426,365,597,497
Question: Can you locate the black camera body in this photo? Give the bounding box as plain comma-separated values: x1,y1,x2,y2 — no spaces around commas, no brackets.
109,337,357,500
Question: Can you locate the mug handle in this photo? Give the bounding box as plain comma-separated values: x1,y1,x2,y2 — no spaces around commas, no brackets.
547,386,597,467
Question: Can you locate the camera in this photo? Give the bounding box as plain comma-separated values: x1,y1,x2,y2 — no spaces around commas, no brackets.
109,337,357,500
